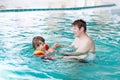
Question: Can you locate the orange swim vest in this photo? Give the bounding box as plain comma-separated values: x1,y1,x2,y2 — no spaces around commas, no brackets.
33,44,49,56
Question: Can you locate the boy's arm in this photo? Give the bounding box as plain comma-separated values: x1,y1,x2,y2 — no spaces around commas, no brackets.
50,44,73,52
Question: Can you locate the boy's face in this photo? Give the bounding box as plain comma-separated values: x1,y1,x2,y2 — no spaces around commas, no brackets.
38,41,45,50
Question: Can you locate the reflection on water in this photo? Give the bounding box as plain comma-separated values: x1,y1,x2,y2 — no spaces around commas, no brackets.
0,8,120,80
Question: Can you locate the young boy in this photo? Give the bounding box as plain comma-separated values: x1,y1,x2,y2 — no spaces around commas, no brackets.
32,36,61,60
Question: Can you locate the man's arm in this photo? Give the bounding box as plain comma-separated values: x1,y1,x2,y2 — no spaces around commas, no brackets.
57,51,87,56
59,45,73,48
56,43,87,56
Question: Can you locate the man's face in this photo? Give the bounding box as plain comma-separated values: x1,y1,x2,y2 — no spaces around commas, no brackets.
72,25,82,37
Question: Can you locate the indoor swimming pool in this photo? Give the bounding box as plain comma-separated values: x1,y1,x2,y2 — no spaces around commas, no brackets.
0,8,120,80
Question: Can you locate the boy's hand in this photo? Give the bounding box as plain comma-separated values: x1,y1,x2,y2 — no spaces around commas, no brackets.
48,48,55,53
52,43,61,49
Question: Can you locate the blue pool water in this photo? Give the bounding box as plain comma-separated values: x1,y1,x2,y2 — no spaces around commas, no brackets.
0,9,120,80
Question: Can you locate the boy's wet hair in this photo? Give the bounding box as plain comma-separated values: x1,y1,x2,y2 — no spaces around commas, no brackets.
72,19,86,32
32,36,45,49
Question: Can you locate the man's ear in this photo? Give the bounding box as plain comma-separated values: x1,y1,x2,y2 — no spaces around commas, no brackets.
80,27,84,32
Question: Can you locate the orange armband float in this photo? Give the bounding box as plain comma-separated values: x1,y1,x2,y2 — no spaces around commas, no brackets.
33,44,49,56
33,50,45,56
45,44,49,50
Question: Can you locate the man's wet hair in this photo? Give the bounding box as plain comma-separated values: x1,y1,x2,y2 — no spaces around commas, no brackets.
72,19,86,32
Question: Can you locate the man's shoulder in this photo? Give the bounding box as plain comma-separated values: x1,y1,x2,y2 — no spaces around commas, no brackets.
87,36,94,43
87,37,95,52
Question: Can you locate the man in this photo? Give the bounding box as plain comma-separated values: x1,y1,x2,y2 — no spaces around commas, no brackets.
57,19,95,62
